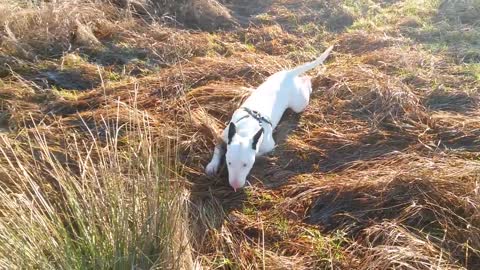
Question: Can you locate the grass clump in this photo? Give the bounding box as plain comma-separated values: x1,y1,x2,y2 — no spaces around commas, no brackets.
0,103,192,269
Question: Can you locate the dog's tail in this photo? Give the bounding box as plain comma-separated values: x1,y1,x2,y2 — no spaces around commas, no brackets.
288,45,334,77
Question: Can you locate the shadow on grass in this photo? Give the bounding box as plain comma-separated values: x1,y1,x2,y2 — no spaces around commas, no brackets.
307,177,432,232
33,68,101,90
84,44,154,69
401,0,480,62
425,89,479,113
306,175,480,268
284,127,415,174
249,110,303,188
229,0,358,34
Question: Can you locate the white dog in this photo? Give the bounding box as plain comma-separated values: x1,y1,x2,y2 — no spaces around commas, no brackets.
205,46,334,191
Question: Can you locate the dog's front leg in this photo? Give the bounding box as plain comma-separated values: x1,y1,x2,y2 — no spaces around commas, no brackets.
205,140,226,176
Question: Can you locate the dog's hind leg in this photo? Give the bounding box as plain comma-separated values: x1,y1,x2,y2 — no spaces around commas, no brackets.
288,76,312,113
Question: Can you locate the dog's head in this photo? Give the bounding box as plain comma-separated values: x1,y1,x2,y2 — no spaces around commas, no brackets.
225,122,264,191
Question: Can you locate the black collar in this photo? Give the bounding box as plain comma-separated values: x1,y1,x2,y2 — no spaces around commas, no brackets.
235,107,273,127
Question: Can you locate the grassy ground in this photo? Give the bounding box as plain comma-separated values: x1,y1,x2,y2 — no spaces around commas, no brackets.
1,0,479,269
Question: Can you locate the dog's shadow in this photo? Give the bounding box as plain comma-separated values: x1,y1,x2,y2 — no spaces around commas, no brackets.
248,109,303,189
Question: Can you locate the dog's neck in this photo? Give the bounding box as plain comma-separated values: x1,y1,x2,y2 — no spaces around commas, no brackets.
230,109,264,138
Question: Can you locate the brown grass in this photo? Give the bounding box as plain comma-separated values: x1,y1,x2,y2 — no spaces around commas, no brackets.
1,0,480,269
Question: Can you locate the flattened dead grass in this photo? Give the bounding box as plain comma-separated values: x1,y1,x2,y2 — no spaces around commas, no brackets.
1,0,480,269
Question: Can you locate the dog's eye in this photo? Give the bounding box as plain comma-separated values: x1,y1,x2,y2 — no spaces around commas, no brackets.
243,163,247,167
228,162,232,166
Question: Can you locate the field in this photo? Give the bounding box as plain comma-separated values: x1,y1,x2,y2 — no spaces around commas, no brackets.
1,0,479,269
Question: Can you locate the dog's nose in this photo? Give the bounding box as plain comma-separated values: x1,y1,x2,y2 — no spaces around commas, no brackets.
231,180,242,191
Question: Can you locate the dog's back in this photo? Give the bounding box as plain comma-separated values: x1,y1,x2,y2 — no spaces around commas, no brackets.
241,46,334,128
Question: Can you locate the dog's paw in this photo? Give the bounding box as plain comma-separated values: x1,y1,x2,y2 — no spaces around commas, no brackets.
205,161,220,176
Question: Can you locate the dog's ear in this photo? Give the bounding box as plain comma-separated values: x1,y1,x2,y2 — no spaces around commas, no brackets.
228,122,236,144
251,128,264,150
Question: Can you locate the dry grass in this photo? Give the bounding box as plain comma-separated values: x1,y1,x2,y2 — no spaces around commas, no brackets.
1,0,480,269
0,101,193,269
